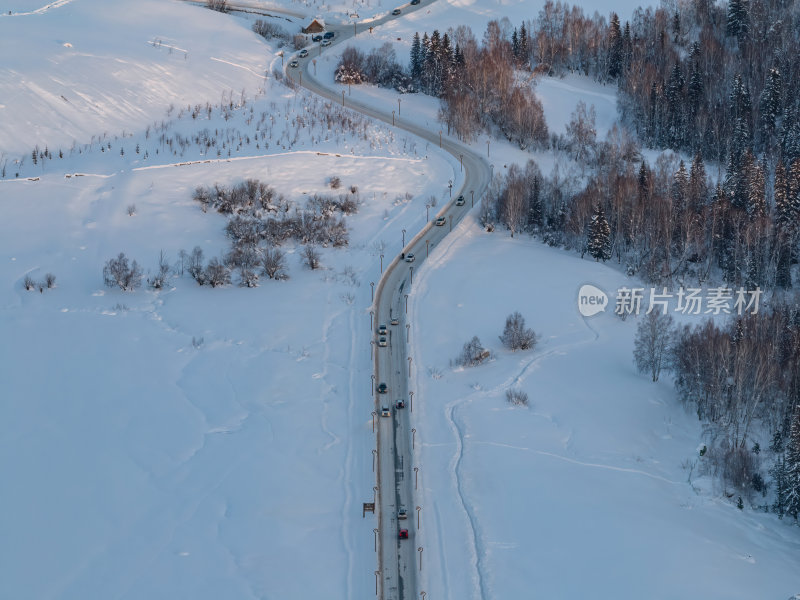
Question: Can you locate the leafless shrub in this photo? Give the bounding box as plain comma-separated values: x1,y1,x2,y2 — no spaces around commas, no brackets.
329,176,341,189
262,248,288,280
292,34,306,51
500,312,537,351
252,19,290,43
192,336,204,348
302,245,321,270
455,336,490,367
187,246,206,285
23,274,36,291
506,388,529,406
127,204,136,216
44,273,56,288
103,252,143,291
717,445,759,493
205,0,229,12
205,257,231,287
149,250,171,289
340,291,355,304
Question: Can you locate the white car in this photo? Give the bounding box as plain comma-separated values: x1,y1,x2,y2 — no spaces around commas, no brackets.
321,39,332,47
435,216,446,226
398,508,408,519
298,48,309,58
381,406,391,417
378,336,388,347
404,253,415,263
289,59,299,68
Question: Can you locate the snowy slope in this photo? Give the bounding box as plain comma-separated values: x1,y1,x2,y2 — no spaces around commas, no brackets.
408,215,800,599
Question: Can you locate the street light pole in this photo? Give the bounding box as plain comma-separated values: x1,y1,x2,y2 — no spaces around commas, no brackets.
449,214,452,232
408,356,412,376
439,130,442,148
402,228,406,246
370,281,374,301
398,97,401,116
459,153,463,172
406,323,410,342
426,204,430,221
421,592,427,600
375,570,380,596
426,239,429,258
448,180,453,198
418,546,423,571
392,110,395,126
371,375,375,397
414,466,419,489
404,294,409,313
416,505,422,529
471,189,474,207
380,254,384,273
371,410,377,431
373,485,378,503
372,449,377,471
410,266,413,285
410,392,414,414
411,427,416,447
373,528,379,551
487,139,490,157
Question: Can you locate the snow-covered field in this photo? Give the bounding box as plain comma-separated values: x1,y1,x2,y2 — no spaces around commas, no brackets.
407,216,800,598
2,0,799,598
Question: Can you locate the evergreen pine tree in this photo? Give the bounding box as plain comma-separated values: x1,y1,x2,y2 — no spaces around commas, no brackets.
774,160,792,288
689,152,708,213
588,204,612,261
519,22,529,65
759,67,782,141
511,27,519,62
527,175,542,230
608,13,623,80
726,0,748,40
747,155,766,219
410,32,422,83
785,406,800,519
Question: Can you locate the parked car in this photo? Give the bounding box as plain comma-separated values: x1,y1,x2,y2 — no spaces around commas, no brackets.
321,39,331,46
391,8,402,15
289,59,299,68
404,253,415,263
390,317,400,325
435,216,446,226
298,48,308,58
398,529,409,539
395,399,405,409
378,336,388,347
410,0,420,4
378,383,388,394
455,194,465,206
398,508,408,519
312,34,323,42
324,31,335,39
381,406,390,417
378,324,388,336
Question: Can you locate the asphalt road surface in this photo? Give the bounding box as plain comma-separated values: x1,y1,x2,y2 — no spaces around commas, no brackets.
282,6,493,599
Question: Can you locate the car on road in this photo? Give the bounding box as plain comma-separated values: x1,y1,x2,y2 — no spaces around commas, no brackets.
392,8,402,15
395,399,405,409
321,39,331,47
378,336,388,347
323,31,335,39
404,253,415,263
378,324,388,336
435,216,446,226
398,529,409,539
455,194,465,206
410,0,420,4
381,406,391,417
312,34,323,42
398,508,408,519
390,317,400,325
377,382,388,394
298,48,308,58
289,59,299,68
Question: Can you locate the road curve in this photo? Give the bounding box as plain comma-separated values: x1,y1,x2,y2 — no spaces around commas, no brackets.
283,9,493,600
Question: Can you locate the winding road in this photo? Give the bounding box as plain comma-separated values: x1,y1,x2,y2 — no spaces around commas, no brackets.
281,5,493,599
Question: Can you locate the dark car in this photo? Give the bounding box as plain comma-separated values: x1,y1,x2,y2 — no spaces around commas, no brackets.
323,31,335,39
378,383,388,394
311,34,323,42
398,529,409,539
455,194,465,206
391,8,401,15
396,399,405,409
410,0,420,4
